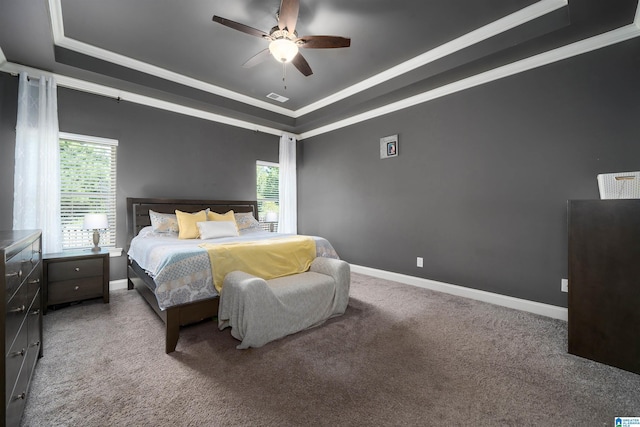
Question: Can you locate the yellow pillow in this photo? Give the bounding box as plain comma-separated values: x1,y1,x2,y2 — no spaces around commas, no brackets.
207,210,235,222
208,210,238,232
175,209,207,239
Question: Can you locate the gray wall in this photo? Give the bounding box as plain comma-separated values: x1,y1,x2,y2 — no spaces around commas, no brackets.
298,38,640,308
1,36,638,306
0,74,18,230
0,74,279,280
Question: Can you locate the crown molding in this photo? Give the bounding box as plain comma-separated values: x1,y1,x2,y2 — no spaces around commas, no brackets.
47,0,566,119
296,0,567,117
2,20,638,141
299,23,640,140
0,60,289,137
1,2,637,141
48,1,295,119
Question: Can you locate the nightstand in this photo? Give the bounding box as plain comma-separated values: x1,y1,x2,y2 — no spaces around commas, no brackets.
43,248,109,313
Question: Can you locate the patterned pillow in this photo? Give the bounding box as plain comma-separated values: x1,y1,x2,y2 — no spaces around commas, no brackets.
234,212,263,234
149,210,179,233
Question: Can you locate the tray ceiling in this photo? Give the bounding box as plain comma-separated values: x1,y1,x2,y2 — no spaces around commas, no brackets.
0,0,638,135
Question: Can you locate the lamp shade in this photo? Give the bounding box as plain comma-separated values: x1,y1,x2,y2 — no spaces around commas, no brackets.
269,39,299,63
265,212,278,222
83,213,109,230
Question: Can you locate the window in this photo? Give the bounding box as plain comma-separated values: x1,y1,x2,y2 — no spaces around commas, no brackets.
59,132,118,250
256,161,279,232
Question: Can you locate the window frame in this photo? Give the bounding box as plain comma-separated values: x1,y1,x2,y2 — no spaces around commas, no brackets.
256,160,279,232
59,131,118,250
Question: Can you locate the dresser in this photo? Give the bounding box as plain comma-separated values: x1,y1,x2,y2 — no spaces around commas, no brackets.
1,230,43,427
43,249,109,312
568,200,640,374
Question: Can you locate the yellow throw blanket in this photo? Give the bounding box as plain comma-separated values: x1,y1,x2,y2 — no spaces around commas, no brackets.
200,236,316,292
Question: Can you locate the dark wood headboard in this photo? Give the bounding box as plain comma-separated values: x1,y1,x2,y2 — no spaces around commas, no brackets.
126,198,258,247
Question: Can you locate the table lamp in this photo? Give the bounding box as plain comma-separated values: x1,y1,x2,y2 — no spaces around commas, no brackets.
265,212,278,223
83,213,109,252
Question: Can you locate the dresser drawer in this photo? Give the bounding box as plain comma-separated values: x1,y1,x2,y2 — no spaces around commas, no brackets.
48,276,103,304
5,242,41,303
5,347,31,427
6,335,39,427
27,289,42,352
27,263,42,305
21,239,42,278
5,290,42,410
5,283,28,352
5,323,28,408
2,230,43,427
5,253,25,303
48,258,103,281
29,237,41,264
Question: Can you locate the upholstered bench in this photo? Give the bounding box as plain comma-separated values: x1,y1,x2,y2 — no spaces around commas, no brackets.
218,257,350,349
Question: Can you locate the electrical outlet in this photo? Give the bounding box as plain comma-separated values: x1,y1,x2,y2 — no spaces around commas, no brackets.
561,279,568,293
417,257,423,268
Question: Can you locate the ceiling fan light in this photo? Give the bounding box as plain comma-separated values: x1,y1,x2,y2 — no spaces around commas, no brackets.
269,39,299,63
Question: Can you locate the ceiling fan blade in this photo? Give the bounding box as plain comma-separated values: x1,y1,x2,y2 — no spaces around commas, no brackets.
278,0,299,33
212,16,269,39
297,35,351,49
292,53,313,76
242,49,272,68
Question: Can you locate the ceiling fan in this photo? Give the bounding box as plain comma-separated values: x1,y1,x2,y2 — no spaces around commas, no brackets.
212,0,351,77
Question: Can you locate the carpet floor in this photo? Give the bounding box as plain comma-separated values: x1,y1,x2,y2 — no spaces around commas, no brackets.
20,273,640,426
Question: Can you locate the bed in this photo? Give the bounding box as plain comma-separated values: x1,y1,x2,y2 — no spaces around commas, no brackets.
125,197,340,353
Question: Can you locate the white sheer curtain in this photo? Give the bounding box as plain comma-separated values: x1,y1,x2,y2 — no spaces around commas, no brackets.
13,72,62,253
278,133,297,234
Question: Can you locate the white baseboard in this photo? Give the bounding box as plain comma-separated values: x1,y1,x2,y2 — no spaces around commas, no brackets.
350,264,568,321
109,267,568,321
109,279,129,291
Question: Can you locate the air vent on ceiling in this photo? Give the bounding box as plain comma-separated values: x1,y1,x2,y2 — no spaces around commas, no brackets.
266,92,289,103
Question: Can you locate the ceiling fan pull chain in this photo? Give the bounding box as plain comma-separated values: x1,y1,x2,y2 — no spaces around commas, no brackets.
283,62,287,90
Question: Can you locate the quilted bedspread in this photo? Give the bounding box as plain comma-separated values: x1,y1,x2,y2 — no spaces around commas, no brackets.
127,227,339,310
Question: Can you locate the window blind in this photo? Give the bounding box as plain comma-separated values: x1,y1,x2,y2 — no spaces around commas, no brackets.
256,161,279,231
59,133,118,250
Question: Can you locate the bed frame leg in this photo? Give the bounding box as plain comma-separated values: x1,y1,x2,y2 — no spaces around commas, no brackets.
166,310,179,353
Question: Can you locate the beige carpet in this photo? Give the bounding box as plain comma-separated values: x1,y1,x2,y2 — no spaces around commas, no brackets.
21,273,640,426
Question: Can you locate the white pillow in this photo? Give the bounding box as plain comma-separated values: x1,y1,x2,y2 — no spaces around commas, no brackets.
197,221,239,239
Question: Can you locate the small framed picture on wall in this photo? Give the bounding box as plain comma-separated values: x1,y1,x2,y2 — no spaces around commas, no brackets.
380,134,399,159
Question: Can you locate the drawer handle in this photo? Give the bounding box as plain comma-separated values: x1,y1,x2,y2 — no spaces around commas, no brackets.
6,270,23,279
74,286,80,291
30,309,40,316
9,305,26,313
75,267,80,272
28,278,40,284
10,348,25,357
30,341,40,348
14,392,26,401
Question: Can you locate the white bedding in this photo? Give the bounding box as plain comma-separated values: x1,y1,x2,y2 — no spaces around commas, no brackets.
127,227,339,310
